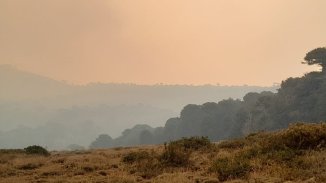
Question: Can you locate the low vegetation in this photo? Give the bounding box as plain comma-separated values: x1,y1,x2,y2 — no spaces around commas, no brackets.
120,137,212,179
0,123,326,182
210,155,251,181
213,123,326,182
159,141,191,167
167,136,212,151
24,145,50,156
122,150,152,164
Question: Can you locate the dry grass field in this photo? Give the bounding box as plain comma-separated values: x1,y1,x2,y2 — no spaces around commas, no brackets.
1,123,326,183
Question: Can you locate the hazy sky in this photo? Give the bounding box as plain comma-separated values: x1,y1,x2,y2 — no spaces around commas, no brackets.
1,0,325,86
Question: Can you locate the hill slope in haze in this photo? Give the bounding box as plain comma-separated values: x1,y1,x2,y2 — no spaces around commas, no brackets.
0,65,277,149
91,54,326,148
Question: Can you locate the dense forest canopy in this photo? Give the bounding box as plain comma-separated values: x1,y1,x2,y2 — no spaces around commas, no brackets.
90,47,326,148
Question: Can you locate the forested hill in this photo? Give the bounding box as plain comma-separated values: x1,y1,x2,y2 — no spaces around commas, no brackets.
90,47,326,148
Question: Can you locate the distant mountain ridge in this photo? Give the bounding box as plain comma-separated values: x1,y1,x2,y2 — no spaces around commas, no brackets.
0,65,72,101
0,65,278,109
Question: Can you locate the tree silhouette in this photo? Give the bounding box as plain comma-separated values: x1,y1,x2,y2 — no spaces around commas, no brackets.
89,134,113,149
139,130,153,145
304,47,326,72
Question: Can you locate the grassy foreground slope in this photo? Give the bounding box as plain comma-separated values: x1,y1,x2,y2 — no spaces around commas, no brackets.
0,123,325,183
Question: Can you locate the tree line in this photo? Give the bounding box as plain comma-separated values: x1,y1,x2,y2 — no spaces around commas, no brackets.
90,47,326,149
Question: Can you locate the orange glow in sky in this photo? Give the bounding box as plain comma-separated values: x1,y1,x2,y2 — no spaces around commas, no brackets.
0,0,325,86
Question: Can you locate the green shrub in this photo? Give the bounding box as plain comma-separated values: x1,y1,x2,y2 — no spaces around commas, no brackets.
211,155,251,181
24,145,49,156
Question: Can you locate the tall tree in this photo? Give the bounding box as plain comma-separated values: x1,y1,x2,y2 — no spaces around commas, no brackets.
304,47,326,72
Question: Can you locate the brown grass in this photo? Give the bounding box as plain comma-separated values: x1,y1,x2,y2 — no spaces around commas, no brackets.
0,123,325,183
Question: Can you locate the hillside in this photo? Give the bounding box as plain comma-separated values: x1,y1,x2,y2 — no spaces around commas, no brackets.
0,123,325,183
0,65,277,149
90,70,326,148
0,65,277,109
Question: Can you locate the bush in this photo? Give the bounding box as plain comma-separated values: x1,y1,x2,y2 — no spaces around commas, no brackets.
24,145,49,156
217,139,246,149
137,158,162,179
159,137,212,167
254,123,326,153
121,137,212,178
211,155,251,181
169,136,212,151
122,150,162,179
279,123,326,150
159,142,191,167
210,123,326,181
122,151,151,164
